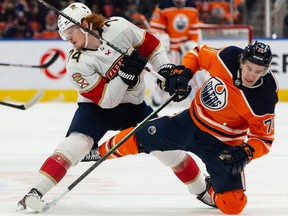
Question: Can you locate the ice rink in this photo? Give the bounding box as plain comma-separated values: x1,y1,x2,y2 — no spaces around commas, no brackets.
0,101,288,216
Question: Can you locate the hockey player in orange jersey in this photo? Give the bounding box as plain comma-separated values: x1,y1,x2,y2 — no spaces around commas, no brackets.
150,0,200,63
149,0,202,106
98,41,278,214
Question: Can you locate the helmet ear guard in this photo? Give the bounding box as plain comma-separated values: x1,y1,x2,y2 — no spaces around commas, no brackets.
243,41,272,67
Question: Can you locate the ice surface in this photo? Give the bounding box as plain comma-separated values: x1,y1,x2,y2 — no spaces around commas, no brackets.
0,102,287,215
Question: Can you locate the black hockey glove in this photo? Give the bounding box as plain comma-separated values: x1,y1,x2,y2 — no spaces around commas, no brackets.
219,142,255,176
156,63,175,91
167,65,193,102
119,49,148,88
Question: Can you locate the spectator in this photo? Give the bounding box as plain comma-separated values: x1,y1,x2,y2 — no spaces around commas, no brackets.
3,11,33,38
0,0,17,25
206,0,230,24
233,0,247,24
112,0,154,21
36,11,59,39
137,0,157,21
197,0,247,25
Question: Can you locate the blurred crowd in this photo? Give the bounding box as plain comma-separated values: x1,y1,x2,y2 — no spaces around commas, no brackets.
0,0,257,39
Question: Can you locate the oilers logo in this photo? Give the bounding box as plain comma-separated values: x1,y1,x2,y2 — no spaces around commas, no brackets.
200,77,227,110
173,14,188,32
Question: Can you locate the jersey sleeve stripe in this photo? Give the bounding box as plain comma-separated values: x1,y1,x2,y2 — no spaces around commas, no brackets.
137,32,160,59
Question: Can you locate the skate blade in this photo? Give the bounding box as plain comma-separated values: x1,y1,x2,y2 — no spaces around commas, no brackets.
16,208,39,214
16,205,40,214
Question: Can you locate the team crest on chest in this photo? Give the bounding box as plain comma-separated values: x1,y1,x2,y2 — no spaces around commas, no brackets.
200,77,227,110
173,14,188,32
72,73,89,89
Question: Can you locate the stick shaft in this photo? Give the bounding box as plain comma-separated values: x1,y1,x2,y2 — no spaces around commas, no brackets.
0,90,44,110
0,51,59,69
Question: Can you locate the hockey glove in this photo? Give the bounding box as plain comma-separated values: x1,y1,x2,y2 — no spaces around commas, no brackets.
156,63,175,91
167,65,193,102
119,49,148,88
219,142,255,176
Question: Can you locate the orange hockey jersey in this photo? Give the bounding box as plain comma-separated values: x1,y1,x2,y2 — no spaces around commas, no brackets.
149,0,200,51
182,45,278,159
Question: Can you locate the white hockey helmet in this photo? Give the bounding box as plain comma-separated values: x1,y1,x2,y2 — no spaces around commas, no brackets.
58,2,92,40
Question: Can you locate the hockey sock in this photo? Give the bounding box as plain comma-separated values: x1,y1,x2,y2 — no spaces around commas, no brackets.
172,154,206,195
39,153,72,185
99,127,139,159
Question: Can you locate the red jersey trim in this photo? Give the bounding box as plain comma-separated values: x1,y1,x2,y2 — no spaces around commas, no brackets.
137,31,160,59
80,76,108,105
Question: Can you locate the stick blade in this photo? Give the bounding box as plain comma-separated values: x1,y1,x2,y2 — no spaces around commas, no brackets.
23,90,44,110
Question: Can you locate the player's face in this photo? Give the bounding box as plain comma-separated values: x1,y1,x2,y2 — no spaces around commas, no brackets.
241,60,266,88
63,25,85,50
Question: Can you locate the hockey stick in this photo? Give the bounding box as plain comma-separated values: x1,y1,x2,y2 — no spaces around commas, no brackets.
0,90,44,110
36,0,164,82
0,51,60,69
39,93,176,212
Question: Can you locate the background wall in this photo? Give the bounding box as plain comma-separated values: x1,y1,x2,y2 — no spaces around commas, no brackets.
0,39,287,104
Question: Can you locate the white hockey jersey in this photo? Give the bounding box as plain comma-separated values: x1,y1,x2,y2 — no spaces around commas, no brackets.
66,16,169,108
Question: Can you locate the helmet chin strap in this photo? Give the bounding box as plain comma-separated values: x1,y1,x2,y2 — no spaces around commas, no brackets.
234,69,243,87
235,68,263,89
80,23,93,48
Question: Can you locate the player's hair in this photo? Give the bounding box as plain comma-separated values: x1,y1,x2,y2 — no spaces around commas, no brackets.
58,3,106,39
83,13,106,30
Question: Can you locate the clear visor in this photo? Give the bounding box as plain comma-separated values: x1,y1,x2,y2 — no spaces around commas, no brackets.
58,30,68,40
58,25,78,40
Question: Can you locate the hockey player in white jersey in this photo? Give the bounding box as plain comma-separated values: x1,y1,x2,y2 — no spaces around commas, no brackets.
17,2,215,212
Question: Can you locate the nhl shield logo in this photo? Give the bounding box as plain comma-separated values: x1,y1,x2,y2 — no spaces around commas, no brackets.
200,77,227,110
